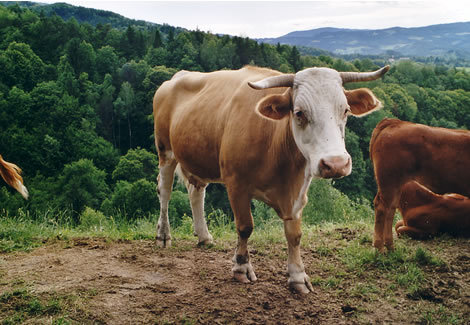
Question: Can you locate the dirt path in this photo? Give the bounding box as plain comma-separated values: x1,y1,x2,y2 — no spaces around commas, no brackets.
1,236,469,324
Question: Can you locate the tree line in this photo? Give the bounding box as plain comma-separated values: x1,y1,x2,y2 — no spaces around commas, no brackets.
1,4,470,223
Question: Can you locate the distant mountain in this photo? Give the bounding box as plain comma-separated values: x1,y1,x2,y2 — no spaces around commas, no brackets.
259,22,470,58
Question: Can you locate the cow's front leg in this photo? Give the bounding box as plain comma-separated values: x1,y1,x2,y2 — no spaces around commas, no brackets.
284,218,312,294
227,187,257,283
373,192,396,252
232,228,257,283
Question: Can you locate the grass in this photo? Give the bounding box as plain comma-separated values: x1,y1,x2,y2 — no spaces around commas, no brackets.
0,287,72,324
0,182,467,324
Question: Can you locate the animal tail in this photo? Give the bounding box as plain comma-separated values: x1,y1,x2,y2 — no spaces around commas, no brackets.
0,155,29,199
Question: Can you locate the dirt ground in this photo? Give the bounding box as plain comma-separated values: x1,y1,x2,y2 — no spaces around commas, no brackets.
1,235,469,324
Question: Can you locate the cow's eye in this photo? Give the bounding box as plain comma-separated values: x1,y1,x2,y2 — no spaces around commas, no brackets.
295,110,303,118
344,107,351,117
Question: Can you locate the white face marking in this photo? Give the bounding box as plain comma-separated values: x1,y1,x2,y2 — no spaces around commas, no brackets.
291,68,352,178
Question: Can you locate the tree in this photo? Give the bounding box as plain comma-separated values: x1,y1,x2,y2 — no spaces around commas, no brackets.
0,42,46,91
152,28,162,48
289,46,302,72
56,159,109,217
113,81,136,150
112,147,158,183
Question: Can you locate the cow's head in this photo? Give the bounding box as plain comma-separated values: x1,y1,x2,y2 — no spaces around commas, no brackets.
249,66,389,179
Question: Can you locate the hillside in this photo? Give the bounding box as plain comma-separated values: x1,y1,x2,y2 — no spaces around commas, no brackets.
259,22,470,58
0,1,181,32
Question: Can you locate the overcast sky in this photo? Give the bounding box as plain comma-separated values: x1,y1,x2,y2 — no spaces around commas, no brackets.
40,1,470,38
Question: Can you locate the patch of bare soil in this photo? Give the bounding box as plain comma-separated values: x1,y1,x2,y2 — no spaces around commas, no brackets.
0,236,469,324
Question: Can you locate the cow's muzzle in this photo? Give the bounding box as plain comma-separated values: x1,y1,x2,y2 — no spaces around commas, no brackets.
319,155,351,179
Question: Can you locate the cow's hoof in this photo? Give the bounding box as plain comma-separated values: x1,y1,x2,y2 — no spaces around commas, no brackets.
290,282,312,294
385,241,395,252
197,234,214,247
373,241,385,254
156,236,171,248
288,274,313,294
232,262,257,283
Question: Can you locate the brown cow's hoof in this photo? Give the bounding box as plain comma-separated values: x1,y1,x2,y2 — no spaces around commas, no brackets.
373,240,385,254
385,243,395,252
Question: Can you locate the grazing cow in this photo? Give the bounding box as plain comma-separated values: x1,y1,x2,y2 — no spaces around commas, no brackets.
370,118,470,252
0,155,28,199
154,65,389,293
396,181,470,238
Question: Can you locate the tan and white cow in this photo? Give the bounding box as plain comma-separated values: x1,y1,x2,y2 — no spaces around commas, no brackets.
153,65,389,293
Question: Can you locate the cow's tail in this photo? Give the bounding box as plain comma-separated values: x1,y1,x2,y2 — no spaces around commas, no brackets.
369,118,400,162
0,155,29,199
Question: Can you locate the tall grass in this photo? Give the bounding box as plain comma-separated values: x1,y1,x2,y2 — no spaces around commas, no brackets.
0,178,373,252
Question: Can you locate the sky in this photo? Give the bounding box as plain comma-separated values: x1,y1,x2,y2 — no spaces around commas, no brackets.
38,0,470,38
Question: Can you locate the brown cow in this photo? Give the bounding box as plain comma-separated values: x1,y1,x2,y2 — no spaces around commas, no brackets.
396,181,470,238
370,118,470,252
0,155,28,199
154,65,389,293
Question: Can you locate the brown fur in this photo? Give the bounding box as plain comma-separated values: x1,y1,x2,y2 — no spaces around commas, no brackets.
370,118,470,251
397,181,470,238
0,155,28,199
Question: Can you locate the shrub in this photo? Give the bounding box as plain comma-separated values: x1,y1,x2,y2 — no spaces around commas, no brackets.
168,190,191,227
79,207,107,231
302,178,373,225
104,179,158,219
112,147,158,183
56,159,109,218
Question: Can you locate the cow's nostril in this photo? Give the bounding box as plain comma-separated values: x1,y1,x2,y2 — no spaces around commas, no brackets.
319,155,351,179
320,158,332,171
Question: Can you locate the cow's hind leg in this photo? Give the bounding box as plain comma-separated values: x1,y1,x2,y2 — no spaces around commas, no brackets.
156,158,177,248
396,225,431,240
227,185,257,283
187,183,213,246
284,218,313,294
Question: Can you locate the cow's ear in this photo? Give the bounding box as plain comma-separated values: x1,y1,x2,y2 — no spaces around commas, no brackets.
255,89,292,120
344,88,382,117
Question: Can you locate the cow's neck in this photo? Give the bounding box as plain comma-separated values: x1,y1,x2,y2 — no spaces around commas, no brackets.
269,116,311,219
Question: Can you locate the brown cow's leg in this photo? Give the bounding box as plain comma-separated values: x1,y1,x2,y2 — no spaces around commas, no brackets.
373,192,396,252
384,211,395,251
227,186,257,283
284,218,313,294
395,220,404,235
156,159,177,248
395,225,430,239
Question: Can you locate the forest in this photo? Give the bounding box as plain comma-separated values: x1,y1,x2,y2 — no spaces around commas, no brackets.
1,3,470,225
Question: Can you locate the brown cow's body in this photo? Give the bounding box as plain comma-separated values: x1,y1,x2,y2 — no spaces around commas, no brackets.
0,155,28,199
370,118,470,251
396,181,470,238
155,65,388,293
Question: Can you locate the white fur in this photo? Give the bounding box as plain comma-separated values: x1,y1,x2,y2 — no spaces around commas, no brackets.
291,68,351,178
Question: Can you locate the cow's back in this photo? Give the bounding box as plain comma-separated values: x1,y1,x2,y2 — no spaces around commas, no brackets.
371,118,470,199
153,67,286,183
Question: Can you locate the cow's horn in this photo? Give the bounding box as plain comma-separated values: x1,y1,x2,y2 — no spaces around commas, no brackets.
248,74,295,89
340,65,390,84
